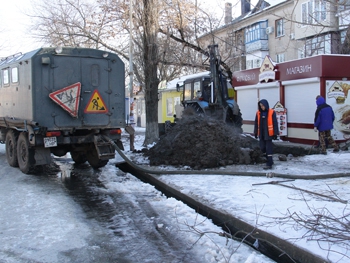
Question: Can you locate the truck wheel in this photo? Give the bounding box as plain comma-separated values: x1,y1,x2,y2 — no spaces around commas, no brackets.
86,146,108,169
17,132,35,174
5,130,19,167
71,151,87,164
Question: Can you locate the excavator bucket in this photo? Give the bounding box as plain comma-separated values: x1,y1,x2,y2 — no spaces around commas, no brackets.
204,104,226,122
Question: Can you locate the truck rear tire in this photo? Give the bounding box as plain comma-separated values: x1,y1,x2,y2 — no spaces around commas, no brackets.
71,151,87,164
86,146,108,169
6,130,19,167
17,132,35,174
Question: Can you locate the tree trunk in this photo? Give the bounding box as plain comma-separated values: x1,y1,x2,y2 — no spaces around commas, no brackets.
142,0,159,146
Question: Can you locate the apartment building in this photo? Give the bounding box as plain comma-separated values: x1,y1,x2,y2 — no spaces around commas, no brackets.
196,0,350,144
199,0,350,71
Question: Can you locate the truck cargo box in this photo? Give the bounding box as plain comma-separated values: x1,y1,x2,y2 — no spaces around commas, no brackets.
0,47,125,129
0,47,126,173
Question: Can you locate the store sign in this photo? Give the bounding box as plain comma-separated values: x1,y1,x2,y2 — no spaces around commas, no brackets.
326,80,350,139
273,101,287,136
286,64,312,75
259,55,276,83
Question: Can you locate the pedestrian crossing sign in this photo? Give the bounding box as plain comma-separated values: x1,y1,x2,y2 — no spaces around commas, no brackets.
84,90,108,113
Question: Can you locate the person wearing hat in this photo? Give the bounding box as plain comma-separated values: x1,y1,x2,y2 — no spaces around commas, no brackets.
314,95,339,154
254,99,279,169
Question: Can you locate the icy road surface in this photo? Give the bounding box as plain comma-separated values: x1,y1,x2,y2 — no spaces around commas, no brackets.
0,144,275,263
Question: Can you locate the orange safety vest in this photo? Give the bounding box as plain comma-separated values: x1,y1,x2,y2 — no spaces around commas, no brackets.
256,109,275,136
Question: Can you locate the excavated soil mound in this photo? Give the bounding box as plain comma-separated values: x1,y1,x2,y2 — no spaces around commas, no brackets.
145,115,264,169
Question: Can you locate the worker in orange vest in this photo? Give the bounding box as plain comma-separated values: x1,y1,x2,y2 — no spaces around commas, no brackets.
254,99,279,169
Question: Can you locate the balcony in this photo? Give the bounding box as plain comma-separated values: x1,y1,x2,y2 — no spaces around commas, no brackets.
245,39,269,53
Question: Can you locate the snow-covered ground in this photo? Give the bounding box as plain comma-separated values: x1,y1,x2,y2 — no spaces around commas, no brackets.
101,133,279,263
0,134,276,263
120,127,350,263
1,126,348,263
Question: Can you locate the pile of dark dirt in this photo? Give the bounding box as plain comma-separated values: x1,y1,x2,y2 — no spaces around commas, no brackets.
145,116,265,169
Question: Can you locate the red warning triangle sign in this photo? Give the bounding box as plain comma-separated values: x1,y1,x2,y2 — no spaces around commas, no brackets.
49,82,81,118
84,90,108,113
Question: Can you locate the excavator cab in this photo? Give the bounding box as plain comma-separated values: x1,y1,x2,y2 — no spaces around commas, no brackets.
173,45,243,130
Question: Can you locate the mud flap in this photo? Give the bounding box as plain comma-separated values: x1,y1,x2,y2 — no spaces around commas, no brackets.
115,140,124,151
34,147,52,165
94,135,115,160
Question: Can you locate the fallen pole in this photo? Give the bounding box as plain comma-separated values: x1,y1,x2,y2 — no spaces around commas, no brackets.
103,135,332,263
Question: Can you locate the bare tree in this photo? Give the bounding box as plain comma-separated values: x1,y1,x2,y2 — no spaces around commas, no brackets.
28,0,224,144
21,0,350,145
141,0,160,144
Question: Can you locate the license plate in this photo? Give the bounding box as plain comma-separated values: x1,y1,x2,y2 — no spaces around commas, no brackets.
44,137,57,148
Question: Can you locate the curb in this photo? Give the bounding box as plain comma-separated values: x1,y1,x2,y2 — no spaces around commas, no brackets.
116,162,328,263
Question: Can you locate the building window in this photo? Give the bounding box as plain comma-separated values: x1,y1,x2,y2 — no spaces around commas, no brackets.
276,53,285,63
2,69,9,85
166,98,173,117
301,0,327,25
298,47,305,58
275,19,284,37
184,83,191,100
193,81,201,99
11,67,18,83
338,0,350,11
225,37,230,51
314,0,326,21
246,60,253,69
246,59,262,69
304,34,331,57
254,59,261,68
225,32,234,51
141,99,146,114
341,30,348,44
245,20,268,44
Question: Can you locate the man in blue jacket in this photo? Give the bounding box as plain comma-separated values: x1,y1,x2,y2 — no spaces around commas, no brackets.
314,96,339,155
254,99,279,169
